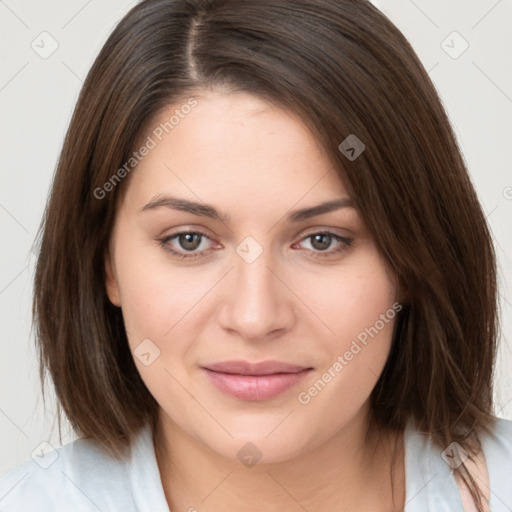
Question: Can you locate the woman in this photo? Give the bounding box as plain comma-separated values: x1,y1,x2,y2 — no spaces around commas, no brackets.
1,0,510,510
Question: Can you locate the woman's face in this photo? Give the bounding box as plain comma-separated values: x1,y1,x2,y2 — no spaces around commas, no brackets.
106,90,400,463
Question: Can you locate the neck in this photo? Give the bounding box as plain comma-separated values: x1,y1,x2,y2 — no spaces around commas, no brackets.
154,408,405,512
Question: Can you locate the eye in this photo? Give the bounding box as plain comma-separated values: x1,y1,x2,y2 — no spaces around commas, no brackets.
157,229,353,261
294,231,353,258
158,231,216,260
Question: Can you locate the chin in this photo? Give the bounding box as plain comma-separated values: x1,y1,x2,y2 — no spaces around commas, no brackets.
204,429,314,466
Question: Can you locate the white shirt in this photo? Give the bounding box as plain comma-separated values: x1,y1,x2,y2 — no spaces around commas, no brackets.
1,418,511,511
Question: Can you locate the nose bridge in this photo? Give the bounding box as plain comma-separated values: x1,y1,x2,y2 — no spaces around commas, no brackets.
219,239,294,340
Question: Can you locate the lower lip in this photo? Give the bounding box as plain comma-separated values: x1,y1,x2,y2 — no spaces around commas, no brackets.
202,368,312,401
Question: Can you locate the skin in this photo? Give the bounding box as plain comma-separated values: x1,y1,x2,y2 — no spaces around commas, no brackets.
105,90,405,511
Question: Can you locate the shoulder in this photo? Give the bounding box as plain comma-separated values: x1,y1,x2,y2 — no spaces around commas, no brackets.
0,437,133,511
484,416,512,446
0,431,145,511
480,417,512,501
477,416,512,475
459,417,512,512
403,416,512,511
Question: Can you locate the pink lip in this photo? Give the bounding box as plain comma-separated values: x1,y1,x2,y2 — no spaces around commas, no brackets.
202,360,312,401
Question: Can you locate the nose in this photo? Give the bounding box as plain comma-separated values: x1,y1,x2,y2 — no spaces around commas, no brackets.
217,248,296,342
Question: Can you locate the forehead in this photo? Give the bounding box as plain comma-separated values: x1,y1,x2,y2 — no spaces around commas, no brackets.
124,91,348,212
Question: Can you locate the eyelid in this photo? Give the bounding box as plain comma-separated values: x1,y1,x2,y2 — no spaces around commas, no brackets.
297,226,352,239
157,223,217,239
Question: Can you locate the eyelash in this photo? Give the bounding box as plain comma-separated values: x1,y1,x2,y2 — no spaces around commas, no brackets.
157,230,353,261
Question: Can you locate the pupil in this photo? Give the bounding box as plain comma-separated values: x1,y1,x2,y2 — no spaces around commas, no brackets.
179,233,201,251
312,233,331,251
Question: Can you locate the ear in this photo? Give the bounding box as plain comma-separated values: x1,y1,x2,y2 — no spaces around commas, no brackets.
395,276,410,305
105,250,121,307
398,283,409,303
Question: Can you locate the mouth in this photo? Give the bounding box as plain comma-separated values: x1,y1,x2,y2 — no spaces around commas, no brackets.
201,360,313,401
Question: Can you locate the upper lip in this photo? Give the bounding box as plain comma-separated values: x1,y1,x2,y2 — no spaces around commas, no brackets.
203,360,311,376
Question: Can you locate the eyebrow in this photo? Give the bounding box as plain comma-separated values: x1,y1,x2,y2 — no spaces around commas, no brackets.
141,195,355,223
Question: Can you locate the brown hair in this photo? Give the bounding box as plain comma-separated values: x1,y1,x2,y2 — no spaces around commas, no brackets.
34,0,498,509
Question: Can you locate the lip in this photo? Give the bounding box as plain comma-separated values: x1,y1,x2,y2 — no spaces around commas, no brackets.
202,360,313,401
203,360,311,375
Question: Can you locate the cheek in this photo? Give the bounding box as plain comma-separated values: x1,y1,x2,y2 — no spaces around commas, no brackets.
329,269,397,357
112,240,203,404
291,252,398,411
290,250,397,349
113,237,206,344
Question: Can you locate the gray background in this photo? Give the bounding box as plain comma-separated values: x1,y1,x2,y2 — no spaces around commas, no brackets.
1,0,511,475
